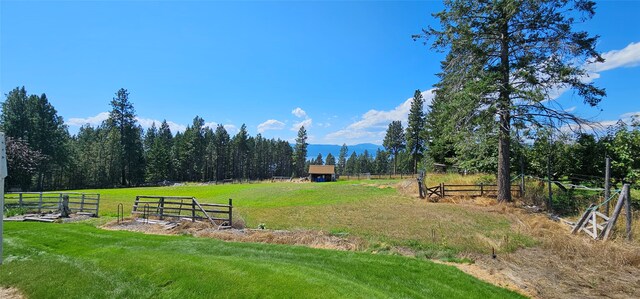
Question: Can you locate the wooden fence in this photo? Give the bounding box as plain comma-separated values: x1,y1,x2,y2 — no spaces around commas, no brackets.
132,196,232,227
339,173,417,180
4,192,100,216
426,183,522,200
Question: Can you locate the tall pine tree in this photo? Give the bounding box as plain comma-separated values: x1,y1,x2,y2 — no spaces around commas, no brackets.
105,88,145,186
293,126,308,177
383,121,405,174
416,0,605,201
405,90,426,173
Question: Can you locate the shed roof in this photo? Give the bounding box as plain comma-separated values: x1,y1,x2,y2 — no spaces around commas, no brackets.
308,165,335,175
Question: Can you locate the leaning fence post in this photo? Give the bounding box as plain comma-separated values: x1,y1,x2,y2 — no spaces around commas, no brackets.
602,184,629,240
229,198,233,227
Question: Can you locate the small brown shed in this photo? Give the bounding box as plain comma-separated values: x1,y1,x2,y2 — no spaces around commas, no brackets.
308,165,336,182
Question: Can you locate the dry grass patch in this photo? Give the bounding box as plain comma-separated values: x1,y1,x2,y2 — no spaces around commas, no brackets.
0,287,25,299
103,219,368,251
241,189,535,257
430,191,640,299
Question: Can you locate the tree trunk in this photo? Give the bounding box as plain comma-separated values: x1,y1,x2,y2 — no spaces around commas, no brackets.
497,16,512,202
497,111,511,202
393,151,397,175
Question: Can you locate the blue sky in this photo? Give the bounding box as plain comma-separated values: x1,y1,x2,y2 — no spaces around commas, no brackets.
1,1,639,145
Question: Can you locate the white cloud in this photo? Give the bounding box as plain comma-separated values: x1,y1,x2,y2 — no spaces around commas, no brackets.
620,111,640,119
204,122,217,129
291,118,312,131
67,112,109,127
135,117,159,129
136,117,187,133
324,89,435,144
292,107,307,118
257,119,285,133
67,111,188,133
551,42,640,100
224,124,238,134
589,42,640,73
561,110,640,133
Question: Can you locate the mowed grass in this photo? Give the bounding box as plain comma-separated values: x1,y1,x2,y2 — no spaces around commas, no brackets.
65,175,535,256
0,222,524,299
71,180,399,214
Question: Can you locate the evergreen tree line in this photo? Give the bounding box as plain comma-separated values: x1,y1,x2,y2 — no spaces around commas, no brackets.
3,85,637,191
423,95,640,185
381,88,640,186
307,146,402,176
1,87,299,191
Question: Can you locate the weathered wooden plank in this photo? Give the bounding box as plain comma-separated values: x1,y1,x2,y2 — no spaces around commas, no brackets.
594,211,610,221
572,204,595,234
23,217,55,223
581,226,597,239
601,184,629,240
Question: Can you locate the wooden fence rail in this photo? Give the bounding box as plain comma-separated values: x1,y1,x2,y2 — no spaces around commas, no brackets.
132,196,232,228
339,173,417,180
3,192,100,216
425,183,522,201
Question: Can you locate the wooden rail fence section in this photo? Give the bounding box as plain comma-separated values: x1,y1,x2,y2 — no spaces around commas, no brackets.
4,192,100,216
132,196,232,228
425,183,522,201
572,184,633,241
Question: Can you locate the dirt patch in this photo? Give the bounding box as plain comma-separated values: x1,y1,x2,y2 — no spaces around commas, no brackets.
103,219,367,251
192,229,367,251
402,179,640,298
433,259,537,298
0,287,25,299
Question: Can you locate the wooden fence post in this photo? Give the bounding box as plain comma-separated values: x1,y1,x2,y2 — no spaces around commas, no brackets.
133,196,139,214
19,193,23,208
80,194,86,212
602,184,629,240
95,194,100,216
229,198,233,227
440,183,445,198
519,177,524,198
604,157,611,216
159,197,165,220
38,192,43,213
480,183,484,196
191,198,196,222
626,187,633,241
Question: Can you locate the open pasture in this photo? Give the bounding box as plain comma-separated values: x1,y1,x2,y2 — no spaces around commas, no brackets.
68,174,535,256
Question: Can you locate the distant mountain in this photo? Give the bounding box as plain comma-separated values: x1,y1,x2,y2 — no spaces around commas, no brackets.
305,143,383,160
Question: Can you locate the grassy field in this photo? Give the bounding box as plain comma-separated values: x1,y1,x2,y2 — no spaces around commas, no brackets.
3,174,639,298
0,222,523,299
60,175,535,256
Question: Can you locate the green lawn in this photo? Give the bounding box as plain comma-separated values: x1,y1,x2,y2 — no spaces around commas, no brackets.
0,222,524,299
70,180,399,215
